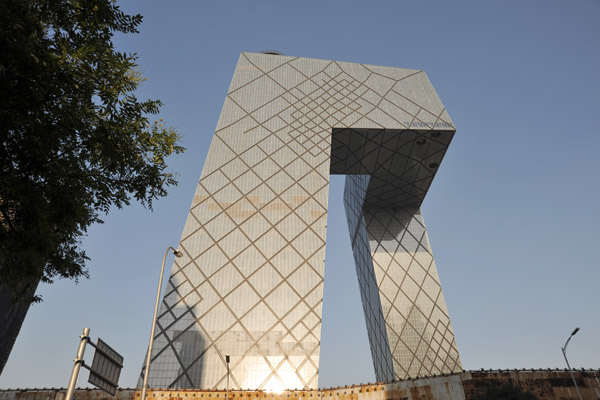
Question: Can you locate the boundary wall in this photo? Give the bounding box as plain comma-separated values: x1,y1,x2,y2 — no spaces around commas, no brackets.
2,370,599,400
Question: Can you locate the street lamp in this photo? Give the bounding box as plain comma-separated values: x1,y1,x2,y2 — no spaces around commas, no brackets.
226,354,230,400
561,327,583,400
141,246,183,400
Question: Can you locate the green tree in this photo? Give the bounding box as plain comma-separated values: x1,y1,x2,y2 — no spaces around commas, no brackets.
470,383,539,400
0,0,184,373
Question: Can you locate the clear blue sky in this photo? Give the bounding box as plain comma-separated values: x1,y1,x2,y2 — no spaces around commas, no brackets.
1,0,599,390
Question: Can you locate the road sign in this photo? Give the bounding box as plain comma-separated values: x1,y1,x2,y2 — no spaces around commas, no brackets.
88,338,124,396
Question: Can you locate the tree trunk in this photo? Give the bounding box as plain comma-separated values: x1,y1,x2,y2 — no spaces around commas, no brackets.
0,281,38,375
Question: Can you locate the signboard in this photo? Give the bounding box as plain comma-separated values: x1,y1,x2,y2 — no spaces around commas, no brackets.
88,338,124,396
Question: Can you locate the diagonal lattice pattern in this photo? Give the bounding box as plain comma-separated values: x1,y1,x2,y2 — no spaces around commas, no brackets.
139,52,460,390
365,207,461,378
331,128,454,208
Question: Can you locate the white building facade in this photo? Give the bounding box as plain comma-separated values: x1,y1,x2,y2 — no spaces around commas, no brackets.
140,52,461,390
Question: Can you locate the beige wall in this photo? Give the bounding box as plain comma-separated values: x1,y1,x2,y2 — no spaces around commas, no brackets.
2,370,599,400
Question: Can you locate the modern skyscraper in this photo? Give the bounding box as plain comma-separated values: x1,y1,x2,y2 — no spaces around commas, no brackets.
140,52,461,391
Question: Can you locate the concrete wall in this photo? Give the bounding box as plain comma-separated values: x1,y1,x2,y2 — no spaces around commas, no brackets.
2,370,598,400
462,370,600,400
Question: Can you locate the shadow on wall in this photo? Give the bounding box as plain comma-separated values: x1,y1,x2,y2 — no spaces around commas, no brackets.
139,302,206,389
172,328,206,389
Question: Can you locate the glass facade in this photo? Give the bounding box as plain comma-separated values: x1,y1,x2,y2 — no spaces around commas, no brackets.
337,127,462,380
139,52,461,390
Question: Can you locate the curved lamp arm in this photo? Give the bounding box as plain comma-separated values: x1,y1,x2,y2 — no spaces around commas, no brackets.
561,327,582,400
141,246,183,400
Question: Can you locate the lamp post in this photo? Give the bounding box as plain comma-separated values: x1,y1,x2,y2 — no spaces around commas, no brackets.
141,246,183,400
226,354,230,400
561,327,583,400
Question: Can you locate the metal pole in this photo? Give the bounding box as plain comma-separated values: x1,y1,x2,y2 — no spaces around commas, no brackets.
65,328,90,400
562,328,583,400
226,354,230,400
141,246,181,400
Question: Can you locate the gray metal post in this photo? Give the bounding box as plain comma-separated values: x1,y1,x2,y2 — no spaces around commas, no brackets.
226,354,230,400
141,246,182,400
562,327,583,400
65,328,90,400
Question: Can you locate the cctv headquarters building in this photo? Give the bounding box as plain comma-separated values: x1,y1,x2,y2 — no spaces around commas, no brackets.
139,52,462,391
